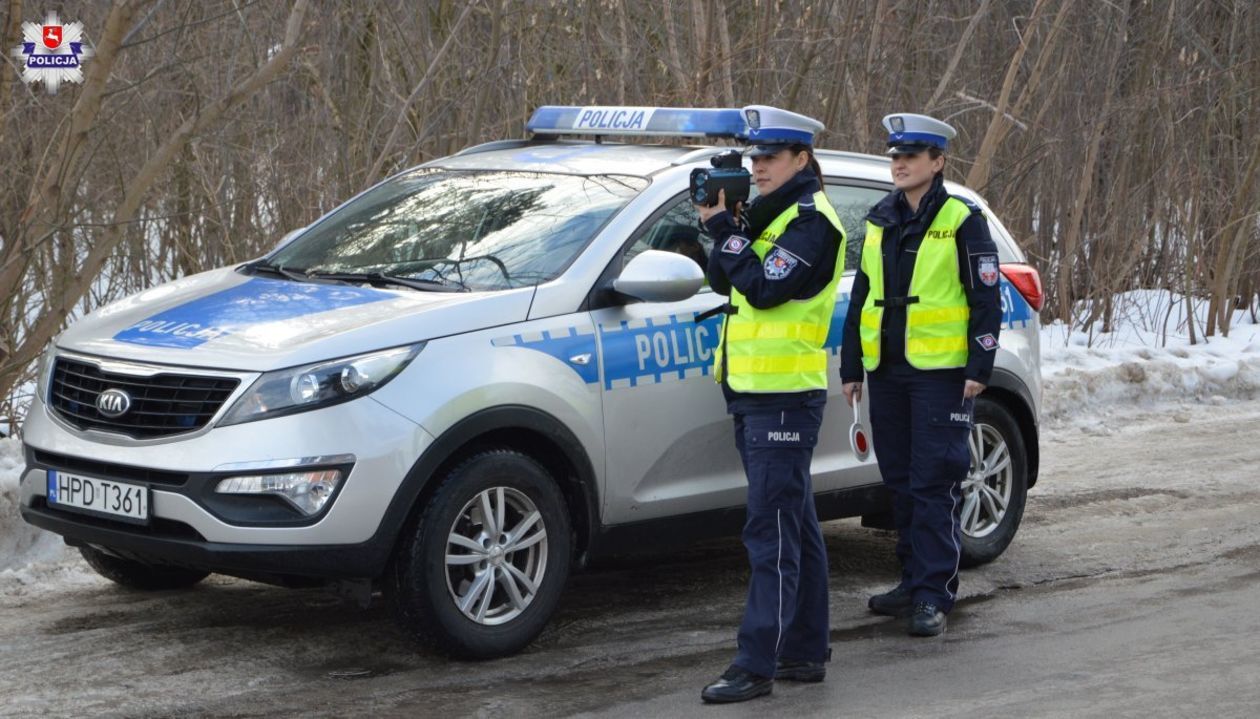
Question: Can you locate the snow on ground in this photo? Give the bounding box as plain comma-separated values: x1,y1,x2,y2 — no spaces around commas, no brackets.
0,289,1257,591
0,438,98,595
1040,290,1260,428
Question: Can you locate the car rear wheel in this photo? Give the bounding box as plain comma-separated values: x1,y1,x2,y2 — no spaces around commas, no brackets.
78,545,210,590
387,449,571,659
959,397,1028,568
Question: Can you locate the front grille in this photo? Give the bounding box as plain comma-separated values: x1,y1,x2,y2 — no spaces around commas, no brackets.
50,357,240,439
32,449,189,487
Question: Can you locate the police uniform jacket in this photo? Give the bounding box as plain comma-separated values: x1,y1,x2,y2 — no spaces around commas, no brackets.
703,169,842,413
840,174,1002,385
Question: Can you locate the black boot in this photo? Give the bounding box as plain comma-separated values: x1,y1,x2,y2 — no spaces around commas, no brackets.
908,601,947,637
774,658,826,683
701,665,773,704
867,582,913,617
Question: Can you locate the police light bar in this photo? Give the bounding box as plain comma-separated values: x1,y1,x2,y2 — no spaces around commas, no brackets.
527,106,748,138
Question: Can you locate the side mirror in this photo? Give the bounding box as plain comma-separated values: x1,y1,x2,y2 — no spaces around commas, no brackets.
612,249,705,303
273,226,307,251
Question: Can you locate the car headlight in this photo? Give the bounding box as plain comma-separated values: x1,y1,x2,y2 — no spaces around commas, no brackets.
218,344,422,426
35,346,56,404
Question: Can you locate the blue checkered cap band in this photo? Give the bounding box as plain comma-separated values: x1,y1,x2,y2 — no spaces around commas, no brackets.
742,105,823,146
881,113,956,151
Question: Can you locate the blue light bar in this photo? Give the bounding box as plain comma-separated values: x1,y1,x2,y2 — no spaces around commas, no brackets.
526,106,748,138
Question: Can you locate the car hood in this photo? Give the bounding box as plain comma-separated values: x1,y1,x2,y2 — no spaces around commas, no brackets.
57,268,535,371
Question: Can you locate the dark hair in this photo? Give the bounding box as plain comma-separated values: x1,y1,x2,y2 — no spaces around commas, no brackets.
788,143,824,191
928,146,945,176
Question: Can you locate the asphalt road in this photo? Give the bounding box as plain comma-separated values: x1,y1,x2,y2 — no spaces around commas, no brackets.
2,399,1259,718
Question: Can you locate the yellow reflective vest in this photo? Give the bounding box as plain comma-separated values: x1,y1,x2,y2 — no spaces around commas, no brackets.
714,191,847,392
859,197,972,372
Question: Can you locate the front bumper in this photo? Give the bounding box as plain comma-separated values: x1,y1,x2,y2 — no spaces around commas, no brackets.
20,388,435,580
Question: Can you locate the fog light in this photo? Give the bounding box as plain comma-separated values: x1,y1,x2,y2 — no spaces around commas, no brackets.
215,469,343,515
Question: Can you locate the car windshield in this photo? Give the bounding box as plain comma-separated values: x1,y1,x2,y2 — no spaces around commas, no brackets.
269,169,648,291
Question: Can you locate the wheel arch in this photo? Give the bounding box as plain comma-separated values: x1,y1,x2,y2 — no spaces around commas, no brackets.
984,367,1040,488
378,405,600,576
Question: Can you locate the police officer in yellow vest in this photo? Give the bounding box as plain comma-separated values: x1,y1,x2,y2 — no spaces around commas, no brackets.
696,107,846,704
840,113,1003,637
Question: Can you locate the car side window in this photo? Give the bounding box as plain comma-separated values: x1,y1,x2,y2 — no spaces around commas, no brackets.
623,196,711,283
823,184,887,272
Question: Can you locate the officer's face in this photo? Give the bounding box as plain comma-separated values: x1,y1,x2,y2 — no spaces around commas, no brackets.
890,151,944,191
750,149,808,195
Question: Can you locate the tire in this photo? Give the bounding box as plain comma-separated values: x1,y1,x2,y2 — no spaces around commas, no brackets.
79,546,210,590
386,449,572,659
959,396,1029,568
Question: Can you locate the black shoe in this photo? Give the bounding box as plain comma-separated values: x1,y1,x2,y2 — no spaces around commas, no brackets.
908,601,947,637
774,658,826,683
868,583,913,617
701,665,773,704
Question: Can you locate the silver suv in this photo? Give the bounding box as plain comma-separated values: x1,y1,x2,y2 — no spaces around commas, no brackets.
19,106,1042,659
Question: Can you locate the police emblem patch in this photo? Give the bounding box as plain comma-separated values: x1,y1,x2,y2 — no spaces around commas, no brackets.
721,236,748,255
763,248,798,280
977,255,1000,286
975,333,998,351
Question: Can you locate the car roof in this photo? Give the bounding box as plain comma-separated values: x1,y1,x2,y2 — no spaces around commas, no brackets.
425,139,895,184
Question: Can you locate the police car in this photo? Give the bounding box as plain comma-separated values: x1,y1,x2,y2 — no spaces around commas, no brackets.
18,106,1042,659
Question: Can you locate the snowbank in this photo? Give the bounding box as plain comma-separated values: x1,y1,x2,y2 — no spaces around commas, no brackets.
0,439,62,568
1040,290,1260,425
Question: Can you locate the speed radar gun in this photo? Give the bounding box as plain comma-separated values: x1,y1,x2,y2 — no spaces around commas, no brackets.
689,149,750,213
850,393,871,462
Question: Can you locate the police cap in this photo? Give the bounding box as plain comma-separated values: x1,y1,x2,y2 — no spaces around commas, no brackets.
743,105,824,157
882,113,957,155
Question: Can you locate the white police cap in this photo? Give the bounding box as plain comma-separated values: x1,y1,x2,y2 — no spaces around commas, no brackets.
882,113,957,155
743,105,824,157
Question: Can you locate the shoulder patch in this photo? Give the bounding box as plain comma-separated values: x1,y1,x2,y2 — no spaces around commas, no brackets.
975,333,998,352
763,248,799,280
721,236,749,255
977,255,999,286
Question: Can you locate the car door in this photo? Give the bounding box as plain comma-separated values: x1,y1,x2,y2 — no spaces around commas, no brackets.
592,195,742,524
595,183,891,526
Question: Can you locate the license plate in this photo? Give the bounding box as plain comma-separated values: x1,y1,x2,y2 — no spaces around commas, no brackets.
47,470,150,523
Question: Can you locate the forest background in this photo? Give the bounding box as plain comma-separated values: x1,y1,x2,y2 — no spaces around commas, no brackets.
0,0,1256,431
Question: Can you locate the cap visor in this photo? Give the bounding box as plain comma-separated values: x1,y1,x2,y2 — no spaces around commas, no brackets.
744,144,789,157
885,144,935,156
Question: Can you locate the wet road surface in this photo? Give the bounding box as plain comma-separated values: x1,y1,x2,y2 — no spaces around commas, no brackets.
2,400,1259,718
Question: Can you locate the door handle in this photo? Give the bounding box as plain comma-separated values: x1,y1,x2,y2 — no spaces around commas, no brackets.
569,353,592,366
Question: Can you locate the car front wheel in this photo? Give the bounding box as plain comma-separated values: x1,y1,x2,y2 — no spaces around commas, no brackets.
387,449,572,659
959,397,1029,568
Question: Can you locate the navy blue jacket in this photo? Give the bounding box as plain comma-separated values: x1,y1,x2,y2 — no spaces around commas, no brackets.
702,169,842,413
840,175,1003,385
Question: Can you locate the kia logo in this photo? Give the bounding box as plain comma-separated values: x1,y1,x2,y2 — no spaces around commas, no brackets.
96,388,132,418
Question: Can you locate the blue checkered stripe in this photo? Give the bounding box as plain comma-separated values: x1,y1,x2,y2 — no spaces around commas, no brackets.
596,314,724,390
492,282,1031,391
1000,279,1033,329
491,325,600,385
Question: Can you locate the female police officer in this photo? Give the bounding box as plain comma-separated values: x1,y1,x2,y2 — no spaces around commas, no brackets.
840,113,1003,637
695,107,846,704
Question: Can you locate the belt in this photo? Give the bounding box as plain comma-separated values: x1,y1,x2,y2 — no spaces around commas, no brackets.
874,296,920,308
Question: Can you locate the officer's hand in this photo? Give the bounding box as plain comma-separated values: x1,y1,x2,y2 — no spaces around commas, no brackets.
695,189,741,224
842,382,862,407
963,380,986,400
